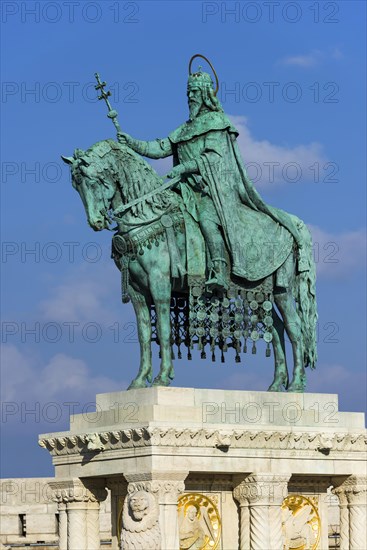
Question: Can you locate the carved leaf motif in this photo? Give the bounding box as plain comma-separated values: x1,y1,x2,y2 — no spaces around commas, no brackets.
111,431,121,442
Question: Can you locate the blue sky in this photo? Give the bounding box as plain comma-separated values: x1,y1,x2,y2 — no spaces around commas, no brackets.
1,0,366,477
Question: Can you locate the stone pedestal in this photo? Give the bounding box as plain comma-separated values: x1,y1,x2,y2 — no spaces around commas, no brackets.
39,387,366,549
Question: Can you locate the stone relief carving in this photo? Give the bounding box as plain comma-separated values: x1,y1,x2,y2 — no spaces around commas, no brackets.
178,493,221,550
120,490,161,550
282,494,320,550
85,432,105,451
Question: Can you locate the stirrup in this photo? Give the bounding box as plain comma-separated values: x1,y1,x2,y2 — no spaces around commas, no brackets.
205,272,229,291
205,258,229,291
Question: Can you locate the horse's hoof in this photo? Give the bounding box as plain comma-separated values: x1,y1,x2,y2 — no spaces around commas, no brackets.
268,372,288,392
152,375,171,387
267,383,283,392
287,382,305,393
127,378,148,390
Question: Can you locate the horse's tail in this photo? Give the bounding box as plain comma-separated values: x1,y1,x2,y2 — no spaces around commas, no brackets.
293,222,318,369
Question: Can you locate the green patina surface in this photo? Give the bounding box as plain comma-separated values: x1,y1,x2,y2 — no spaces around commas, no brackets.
63,58,317,393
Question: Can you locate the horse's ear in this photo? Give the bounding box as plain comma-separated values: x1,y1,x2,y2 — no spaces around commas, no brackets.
61,155,74,165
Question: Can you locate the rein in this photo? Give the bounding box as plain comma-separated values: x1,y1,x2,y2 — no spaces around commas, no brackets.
111,173,182,219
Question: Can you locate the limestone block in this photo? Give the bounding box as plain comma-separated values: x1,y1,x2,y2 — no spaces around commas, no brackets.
26,513,57,535
0,514,21,535
220,491,239,550
99,509,112,534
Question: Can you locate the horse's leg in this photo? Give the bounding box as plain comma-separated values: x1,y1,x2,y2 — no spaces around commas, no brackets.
127,286,153,390
274,291,305,392
148,265,173,387
268,308,289,391
151,285,173,386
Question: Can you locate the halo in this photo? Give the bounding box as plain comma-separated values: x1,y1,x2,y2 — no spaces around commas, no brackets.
188,54,219,95
184,501,201,517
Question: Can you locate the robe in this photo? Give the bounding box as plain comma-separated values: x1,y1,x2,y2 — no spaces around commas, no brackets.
168,111,304,281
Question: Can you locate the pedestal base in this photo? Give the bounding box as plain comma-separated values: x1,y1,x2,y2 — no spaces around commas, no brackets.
39,387,366,549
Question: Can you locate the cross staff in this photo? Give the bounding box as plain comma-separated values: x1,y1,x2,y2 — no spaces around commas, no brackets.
94,72,122,134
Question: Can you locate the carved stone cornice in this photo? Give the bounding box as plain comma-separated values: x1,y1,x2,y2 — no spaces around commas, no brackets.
49,478,107,504
333,476,367,505
38,428,367,456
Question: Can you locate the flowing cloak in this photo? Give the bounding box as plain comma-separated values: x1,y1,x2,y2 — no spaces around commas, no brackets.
169,111,308,281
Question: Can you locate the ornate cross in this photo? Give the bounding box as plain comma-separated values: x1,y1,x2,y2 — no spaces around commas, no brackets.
94,72,121,134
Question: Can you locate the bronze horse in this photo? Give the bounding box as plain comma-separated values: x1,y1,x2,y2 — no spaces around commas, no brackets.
62,139,317,392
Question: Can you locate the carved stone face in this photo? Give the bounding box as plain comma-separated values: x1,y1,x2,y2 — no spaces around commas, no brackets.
187,87,203,119
129,491,149,521
186,505,198,521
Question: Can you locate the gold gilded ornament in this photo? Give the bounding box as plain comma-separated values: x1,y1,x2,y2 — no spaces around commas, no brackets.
178,493,221,550
282,494,321,550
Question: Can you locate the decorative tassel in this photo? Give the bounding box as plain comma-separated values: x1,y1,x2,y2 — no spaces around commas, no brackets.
252,342,257,354
266,344,271,357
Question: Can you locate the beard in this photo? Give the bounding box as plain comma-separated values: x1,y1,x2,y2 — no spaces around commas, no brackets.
189,101,202,120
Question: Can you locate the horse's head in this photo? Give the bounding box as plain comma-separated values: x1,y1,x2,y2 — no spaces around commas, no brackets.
62,140,117,231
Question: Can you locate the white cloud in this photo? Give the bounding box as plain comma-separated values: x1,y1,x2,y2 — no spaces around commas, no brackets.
1,344,125,405
278,48,344,68
230,115,327,187
39,262,129,324
280,51,322,68
308,224,366,279
307,363,366,411
149,116,327,188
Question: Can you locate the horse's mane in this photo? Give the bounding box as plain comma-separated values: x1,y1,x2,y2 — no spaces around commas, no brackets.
84,139,173,217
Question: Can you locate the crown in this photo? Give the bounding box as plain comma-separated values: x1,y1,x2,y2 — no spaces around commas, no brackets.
188,54,219,95
187,71,215,91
